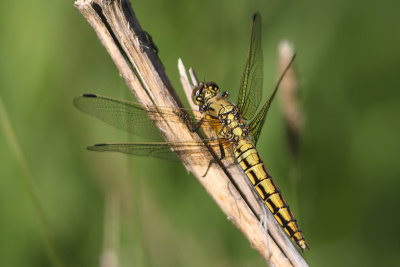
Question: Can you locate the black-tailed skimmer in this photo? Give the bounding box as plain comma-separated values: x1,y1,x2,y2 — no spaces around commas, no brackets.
74,13,308,251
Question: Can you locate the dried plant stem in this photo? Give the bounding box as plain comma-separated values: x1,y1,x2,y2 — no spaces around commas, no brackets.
278,40,302,157
100,190,120,267
75,1,308,266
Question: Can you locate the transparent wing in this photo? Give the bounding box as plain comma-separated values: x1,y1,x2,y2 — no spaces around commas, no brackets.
236,12,264,120
248,86,276,145
87,140,235,164
73,94,219,141
88,142,181,161
249,54,296,145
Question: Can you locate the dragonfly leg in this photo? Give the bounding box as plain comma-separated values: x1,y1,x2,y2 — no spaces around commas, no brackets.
202,142,225,177
140,30,159,54
185,116,204,132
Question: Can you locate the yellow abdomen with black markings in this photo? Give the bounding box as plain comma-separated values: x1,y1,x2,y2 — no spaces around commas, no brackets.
234,139,308,250
193,81,308,251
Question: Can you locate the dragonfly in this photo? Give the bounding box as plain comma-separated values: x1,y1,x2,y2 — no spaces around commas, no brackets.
74,12,308,251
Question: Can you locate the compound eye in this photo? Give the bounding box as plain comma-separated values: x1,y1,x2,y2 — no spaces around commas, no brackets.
192,84,204,105
205,81,219,92
196,87,203,98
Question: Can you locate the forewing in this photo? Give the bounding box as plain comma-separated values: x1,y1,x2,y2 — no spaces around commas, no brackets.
236,12,263,120
74,94,218,141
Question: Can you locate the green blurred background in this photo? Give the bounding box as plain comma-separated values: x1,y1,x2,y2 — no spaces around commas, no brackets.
1,0,399,266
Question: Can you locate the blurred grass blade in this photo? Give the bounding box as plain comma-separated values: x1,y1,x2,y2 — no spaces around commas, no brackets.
0,97,64,267
101,191,120,267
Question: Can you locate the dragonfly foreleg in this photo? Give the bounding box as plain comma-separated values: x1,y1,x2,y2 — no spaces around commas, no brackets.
139,30,159,54
184,115,204,132
202,142,225,177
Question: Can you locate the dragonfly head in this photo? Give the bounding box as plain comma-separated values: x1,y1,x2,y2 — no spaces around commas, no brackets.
192,81,220,107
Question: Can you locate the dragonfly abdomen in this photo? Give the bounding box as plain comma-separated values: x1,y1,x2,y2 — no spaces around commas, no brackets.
234,139,308,251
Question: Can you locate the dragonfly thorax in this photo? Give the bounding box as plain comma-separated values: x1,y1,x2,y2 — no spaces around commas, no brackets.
192,81,249,143
218,106,249,142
